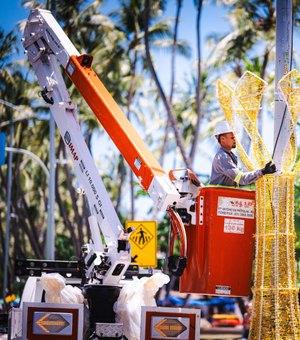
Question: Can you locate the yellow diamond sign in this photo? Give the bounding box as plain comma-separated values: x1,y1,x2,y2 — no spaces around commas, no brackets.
126,220,157,267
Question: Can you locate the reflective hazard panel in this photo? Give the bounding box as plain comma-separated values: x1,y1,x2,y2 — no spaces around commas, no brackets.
22,302,84,340
126,220,157,267
141,306,201,340
33,311,72,335
154,317,187,337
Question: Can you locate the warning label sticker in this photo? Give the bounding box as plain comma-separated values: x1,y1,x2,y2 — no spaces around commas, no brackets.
217,196,255,219
224,218,245,234
215,285,231,295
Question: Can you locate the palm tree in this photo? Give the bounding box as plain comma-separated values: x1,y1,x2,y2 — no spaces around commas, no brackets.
208,1,274,77
144,0,192,169
101,0,190,217
0,26,44,295
204,0,275,141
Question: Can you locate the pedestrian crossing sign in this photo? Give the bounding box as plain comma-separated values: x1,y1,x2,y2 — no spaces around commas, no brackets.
126,220,157,267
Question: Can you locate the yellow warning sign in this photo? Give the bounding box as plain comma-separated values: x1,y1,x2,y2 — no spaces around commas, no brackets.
126,220,157,267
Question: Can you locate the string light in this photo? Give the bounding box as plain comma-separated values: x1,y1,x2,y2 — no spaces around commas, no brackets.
217,71,300,339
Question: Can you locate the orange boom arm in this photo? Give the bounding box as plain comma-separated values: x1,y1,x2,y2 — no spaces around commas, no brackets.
66,54,165,191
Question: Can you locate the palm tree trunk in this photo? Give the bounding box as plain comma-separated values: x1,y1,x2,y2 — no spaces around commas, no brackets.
170,0,182,103
55,177,81,257
144,0,192,169
55,144,81,257
160,0,183,166
190,0,203,164
16,198,44,258
83,194,91,242
12,178,43,258
115,156,127,212
126,49,138,219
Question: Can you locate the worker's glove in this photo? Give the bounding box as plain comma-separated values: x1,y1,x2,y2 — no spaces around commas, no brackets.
261,161,277,175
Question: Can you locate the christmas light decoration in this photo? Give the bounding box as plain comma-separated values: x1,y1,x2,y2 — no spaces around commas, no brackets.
217,71,300,339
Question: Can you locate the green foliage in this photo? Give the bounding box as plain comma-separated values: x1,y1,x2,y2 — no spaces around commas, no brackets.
207,0,276,79
55,234,76,260
0,29,18,68
157,214,170,256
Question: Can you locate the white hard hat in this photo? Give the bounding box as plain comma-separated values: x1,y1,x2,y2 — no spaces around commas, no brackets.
213,121,233,136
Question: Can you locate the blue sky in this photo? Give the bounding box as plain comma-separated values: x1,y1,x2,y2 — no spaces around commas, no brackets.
0,1,230,34
0,1,230,80
1,1,28,32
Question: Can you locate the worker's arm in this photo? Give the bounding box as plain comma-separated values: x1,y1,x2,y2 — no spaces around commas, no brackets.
235,169,262,186
210,151,262,186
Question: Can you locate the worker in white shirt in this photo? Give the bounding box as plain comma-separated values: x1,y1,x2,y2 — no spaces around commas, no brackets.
209,121,276,187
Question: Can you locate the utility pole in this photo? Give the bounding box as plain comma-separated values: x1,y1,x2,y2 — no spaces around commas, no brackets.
273,0,293,170
3,113,14,301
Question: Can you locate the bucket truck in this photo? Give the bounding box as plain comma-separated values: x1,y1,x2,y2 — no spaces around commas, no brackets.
9,8,257,339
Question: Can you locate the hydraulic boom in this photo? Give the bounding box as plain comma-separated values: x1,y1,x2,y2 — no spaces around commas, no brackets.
22,8,192,284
